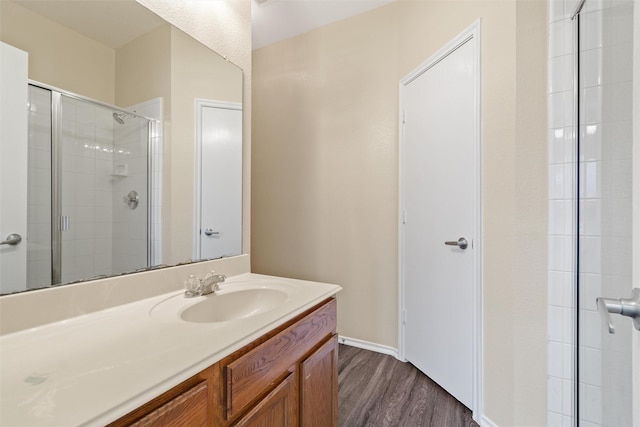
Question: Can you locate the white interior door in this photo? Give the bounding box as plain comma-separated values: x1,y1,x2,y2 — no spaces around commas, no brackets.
0,42,28,294
196,102,242,260
400,28,480,410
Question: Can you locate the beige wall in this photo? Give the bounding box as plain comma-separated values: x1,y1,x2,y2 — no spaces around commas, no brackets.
169,27,244,262
115,24,172,110
0,0,115,103
252,0,547,424
514,0,548,425
137,0,253,256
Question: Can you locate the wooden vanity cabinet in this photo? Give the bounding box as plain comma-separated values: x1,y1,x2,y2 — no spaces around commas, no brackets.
110,298,337,427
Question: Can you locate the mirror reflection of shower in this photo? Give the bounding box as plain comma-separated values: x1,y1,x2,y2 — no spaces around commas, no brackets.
112,112,131,125
26,83,161,289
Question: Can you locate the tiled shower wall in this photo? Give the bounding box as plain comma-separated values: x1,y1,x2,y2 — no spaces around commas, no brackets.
128,98,163,267
111,113,150,274
548,0,635,425
548,1,578,424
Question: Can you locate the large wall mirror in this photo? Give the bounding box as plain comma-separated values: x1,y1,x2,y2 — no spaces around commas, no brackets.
0,0,243,295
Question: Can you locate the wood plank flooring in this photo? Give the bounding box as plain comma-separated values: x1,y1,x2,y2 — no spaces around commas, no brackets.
338,345,478,427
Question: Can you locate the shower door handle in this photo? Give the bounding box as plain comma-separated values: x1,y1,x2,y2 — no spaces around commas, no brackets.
0,233,22,246
596,288,640,334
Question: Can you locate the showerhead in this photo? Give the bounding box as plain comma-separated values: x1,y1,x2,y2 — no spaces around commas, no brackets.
113,112,126,124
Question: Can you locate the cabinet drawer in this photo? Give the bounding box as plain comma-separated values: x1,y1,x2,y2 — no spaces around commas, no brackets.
225,299,337,419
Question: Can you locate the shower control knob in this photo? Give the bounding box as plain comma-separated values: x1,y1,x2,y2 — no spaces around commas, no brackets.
204,228,220,237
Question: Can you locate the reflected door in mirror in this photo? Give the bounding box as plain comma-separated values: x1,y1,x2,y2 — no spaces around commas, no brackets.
0,42,28,294
197,101,242,260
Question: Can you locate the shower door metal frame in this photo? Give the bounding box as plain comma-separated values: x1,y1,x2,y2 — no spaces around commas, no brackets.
571,3,582,423
29,80,154,285
50,90,63,285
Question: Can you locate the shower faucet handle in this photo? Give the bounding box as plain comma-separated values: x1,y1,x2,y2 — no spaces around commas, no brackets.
596,288,640,334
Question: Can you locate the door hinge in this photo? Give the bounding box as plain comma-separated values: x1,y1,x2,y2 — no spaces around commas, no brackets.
402,209,407,224
402,109,407,124
402,309,407,324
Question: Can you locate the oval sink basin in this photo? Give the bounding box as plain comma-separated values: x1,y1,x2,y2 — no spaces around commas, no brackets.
179,288,289,323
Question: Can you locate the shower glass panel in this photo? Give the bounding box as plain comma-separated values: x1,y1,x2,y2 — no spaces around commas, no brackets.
26,84,151,287
26,86,52,289
57,94,149,283
576,0,636,425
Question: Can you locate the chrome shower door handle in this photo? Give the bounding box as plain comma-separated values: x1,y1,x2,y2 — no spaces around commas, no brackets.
444,237,468,250
0,233,22,246
596,288,640,334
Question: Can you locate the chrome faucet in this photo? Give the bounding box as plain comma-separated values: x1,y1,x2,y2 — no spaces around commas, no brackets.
183,271,226,298
201,271,226,296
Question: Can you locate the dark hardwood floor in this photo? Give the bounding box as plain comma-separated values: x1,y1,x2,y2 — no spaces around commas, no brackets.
338,344,478,427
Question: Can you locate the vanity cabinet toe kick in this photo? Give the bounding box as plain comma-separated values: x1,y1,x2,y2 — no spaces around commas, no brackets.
109,298,338,427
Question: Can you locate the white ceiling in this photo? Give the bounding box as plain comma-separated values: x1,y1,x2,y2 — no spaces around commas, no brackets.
252,0,397,50
14,0,396,52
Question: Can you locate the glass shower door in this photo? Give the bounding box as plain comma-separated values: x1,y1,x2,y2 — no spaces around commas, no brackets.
577,0,638,425
56,93,150,283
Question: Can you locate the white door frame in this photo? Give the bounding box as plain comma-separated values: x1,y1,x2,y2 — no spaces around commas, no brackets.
398,20,483,421
193,99,242,260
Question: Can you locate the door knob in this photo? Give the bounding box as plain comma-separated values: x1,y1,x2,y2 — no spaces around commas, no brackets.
0,233,22,246
444,237,468,250
596,288,640,333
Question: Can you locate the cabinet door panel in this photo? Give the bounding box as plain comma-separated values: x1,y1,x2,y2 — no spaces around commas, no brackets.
233,372,297,427
300,335,338,427
130,380,208,427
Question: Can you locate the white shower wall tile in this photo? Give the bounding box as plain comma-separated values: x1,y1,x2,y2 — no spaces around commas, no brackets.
549,55,574,93
580,11,604,50
548,12,579,425
548,376,564,414
550,0,566,22
562,379,574,415
550,20,574,57
547,411,563,427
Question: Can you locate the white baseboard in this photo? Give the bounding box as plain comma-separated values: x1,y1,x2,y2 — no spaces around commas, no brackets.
338,335,400,359
479,414,498,427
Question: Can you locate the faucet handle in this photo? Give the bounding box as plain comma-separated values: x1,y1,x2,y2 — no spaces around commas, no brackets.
184,274,202,298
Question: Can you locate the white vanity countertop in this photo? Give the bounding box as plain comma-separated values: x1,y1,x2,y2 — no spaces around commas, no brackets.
0,273,341,426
